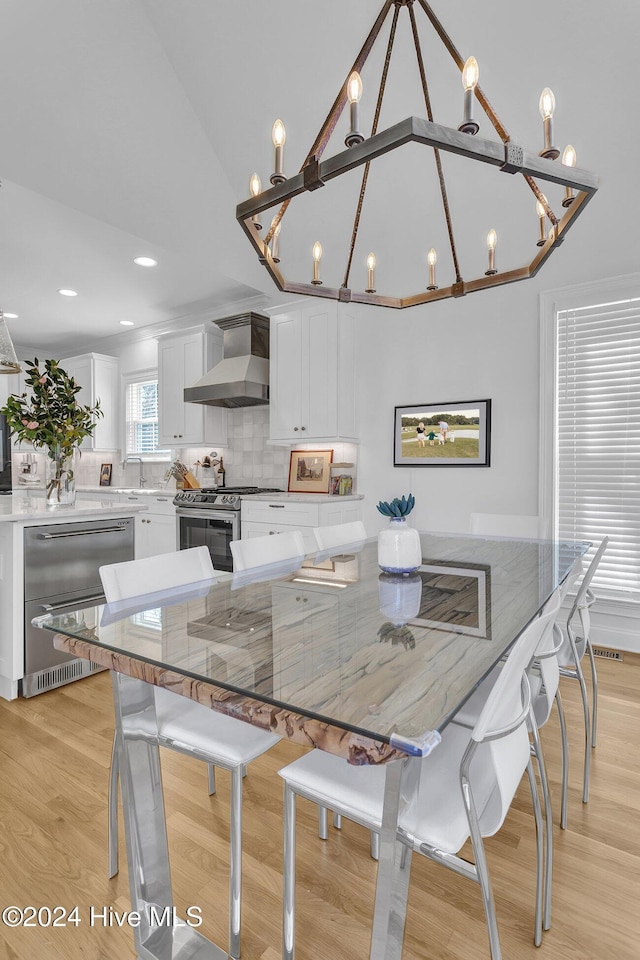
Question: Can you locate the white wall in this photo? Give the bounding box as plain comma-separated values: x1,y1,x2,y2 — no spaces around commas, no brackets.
355,281,541,537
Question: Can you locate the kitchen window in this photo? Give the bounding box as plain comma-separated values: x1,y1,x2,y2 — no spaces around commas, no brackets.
124,372,169,459
541,276,640,601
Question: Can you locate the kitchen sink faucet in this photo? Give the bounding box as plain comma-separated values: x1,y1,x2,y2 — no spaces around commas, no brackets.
123,456,146,487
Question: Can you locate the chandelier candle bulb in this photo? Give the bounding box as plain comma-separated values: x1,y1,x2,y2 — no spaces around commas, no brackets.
271,119,286,185
536,196,547,246
427,248,437,290
270,217,282,262
562,144,577,206
538,87,559,159
366,252,376,293
459,56,479,135
249,173,262,229
485,229,497,275
311,241,323,285
345,71,364,147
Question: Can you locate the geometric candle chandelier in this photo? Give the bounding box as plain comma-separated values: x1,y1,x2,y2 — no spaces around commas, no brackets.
236,0,599,309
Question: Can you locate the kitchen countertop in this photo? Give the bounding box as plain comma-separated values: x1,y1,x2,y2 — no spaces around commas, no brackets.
3,493,148,523
77,486,173,496
245,493,363,502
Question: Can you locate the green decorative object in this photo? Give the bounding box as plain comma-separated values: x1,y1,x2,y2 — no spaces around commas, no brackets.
376,493,415,518
1,358,103,505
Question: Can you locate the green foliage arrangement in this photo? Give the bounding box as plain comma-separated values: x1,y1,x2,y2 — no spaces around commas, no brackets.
1,358,103,499
376,493,415,518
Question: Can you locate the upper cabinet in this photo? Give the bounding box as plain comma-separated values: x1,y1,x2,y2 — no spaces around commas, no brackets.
60,353,119,451
269,300,358,444
157,325,228,448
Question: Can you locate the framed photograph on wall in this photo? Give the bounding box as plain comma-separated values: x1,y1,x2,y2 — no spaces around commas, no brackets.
394,399,491,466
288,449,333,494
99,463,113,486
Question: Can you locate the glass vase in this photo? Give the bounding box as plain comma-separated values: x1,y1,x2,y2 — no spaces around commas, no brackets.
377,517,422,574
45,445,77,507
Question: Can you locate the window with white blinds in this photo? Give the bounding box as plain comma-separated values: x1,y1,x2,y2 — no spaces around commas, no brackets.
124,377,167,457
556,298,640,598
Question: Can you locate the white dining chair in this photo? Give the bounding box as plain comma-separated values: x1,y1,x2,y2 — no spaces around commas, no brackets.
230,530,305,571
470,512,548,539
278,607,558,960
101,545,280,960
557,537,609,803
312,520,367,552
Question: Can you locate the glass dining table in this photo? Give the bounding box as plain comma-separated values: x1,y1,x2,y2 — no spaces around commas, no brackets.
35,532,588,960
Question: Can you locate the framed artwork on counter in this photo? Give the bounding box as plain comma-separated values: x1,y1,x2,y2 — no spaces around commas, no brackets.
99,463,112,486
288,449,333,493
394,399,491,467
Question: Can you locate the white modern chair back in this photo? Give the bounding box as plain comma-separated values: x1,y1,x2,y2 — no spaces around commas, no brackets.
313,520,367,551
566,536,609,642
99,546,279,959
470,512,548,539
100,545,214,602
472,610,556,841
230,530,305,571
559,536,609,806
474,605,557,745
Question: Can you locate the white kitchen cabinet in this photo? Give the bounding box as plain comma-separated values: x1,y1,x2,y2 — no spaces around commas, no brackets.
60,353,119,450
269,300,358,444
241,497,362,552
157,325,228,448
119,493,177,558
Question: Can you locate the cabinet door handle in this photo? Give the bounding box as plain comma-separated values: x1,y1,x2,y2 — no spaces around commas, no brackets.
36,526,127,539
301,426,306,431
269,504,285,508
293,426,299,431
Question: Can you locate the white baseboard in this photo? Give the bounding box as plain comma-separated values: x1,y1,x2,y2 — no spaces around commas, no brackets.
562,597,640,655
0,673,19,701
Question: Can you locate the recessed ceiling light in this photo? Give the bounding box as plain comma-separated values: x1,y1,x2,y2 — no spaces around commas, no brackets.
120,320,135,326
3,313,18,319
58,289,78,297
133,257,157,267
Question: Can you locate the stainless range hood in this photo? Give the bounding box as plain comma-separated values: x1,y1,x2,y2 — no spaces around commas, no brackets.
184,312,270,408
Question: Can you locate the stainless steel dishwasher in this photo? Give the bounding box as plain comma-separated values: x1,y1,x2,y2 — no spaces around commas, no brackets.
23,517,134,697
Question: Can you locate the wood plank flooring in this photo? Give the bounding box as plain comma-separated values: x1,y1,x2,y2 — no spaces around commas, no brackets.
0,653,638,960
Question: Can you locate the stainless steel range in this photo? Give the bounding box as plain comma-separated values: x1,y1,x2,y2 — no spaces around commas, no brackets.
174,486,282,571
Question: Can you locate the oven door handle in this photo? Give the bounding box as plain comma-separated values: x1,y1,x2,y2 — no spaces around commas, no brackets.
177,511,235,523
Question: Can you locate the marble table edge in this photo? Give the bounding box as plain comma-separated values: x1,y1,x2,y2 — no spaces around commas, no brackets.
53,634,406,766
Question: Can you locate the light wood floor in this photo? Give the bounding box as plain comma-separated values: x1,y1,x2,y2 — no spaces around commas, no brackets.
0,653,639,960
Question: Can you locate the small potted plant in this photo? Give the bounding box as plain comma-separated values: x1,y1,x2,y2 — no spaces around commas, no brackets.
376,493,422,573
1,358,103,506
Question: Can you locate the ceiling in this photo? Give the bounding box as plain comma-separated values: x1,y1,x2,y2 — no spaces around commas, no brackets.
0,0,635,355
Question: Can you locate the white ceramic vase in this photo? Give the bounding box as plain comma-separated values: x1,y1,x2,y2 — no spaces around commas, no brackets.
377,517,422,574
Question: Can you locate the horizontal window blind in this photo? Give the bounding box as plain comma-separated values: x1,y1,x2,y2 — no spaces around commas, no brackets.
125,379,161,456
557,298,640,597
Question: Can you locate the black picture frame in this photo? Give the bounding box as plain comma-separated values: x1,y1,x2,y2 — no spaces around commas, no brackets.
393,399,491,467
99,463,113,486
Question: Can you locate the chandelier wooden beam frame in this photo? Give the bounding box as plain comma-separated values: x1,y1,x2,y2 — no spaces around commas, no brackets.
236,0,599,310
